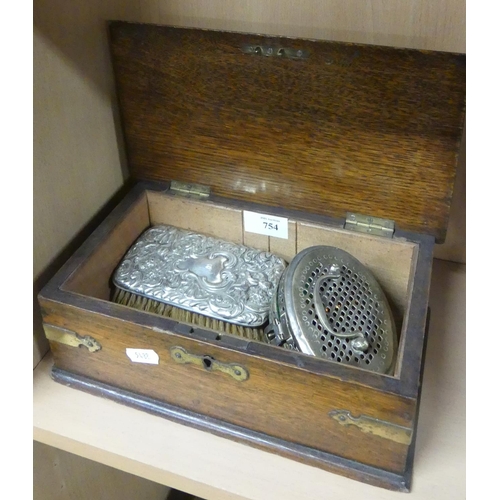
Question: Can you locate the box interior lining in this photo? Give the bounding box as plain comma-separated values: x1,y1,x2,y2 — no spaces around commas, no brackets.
62,189,419,379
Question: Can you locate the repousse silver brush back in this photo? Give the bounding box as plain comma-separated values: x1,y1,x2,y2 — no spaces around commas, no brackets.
113,225,287,327
265,246,397,373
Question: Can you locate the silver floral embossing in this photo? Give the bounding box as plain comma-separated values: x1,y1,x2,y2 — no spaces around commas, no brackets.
113,225,287,327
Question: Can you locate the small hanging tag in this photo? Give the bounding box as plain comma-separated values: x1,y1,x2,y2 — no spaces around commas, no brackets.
126,348,159,365
243,211,288,239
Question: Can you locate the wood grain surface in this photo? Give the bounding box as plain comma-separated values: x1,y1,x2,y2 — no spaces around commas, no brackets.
40,298,415,476
109,22,465,242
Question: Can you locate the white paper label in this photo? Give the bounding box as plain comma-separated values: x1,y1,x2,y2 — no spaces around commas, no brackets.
243,211,288,239
126,348,159,365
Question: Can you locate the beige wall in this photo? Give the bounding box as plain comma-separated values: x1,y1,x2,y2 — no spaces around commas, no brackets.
33,1,465,497
34,1,131,367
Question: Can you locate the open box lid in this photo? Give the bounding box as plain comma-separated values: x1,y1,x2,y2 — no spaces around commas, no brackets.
109,22,465,243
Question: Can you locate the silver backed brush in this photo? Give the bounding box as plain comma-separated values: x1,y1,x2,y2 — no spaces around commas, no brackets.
111,225,287,336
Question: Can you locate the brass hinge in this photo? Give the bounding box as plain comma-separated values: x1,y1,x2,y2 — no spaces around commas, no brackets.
344,212,395,238
169,180,211,200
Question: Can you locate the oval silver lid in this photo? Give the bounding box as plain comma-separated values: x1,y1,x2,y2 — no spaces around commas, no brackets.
283,246,397,374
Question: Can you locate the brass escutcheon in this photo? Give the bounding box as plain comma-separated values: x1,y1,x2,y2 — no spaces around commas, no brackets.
170,346,249,382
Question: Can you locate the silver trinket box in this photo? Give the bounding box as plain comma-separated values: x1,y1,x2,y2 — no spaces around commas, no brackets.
113,225,287,327
265,246,397,373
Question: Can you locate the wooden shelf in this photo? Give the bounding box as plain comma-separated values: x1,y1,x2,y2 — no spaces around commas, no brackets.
33,259,465,500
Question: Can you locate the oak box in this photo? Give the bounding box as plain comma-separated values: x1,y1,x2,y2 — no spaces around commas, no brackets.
38,22,466,491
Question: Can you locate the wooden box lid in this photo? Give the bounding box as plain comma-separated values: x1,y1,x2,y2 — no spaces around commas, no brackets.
109,22,465,242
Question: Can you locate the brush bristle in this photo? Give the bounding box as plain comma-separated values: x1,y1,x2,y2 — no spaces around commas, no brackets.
111,288,266,342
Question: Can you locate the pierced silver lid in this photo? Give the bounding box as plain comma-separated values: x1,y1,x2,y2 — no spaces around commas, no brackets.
269,246,397,374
